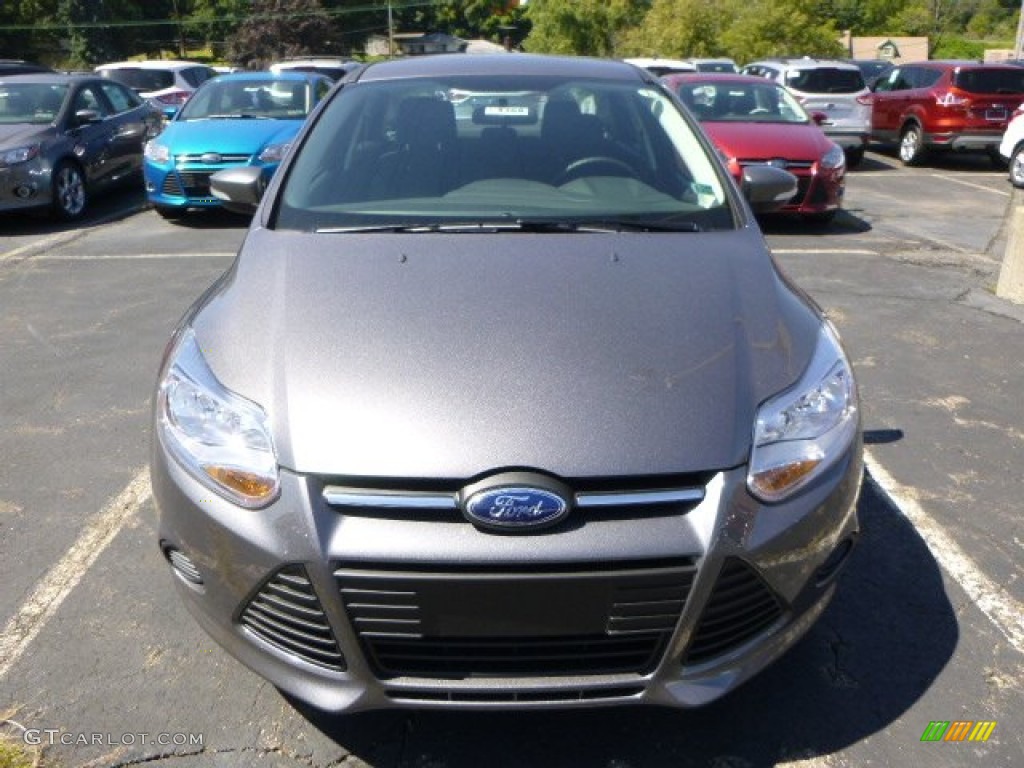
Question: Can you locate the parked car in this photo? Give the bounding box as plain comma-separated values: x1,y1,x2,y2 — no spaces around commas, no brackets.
0,59,54,76
95,60,218,111
151,52,862,714
143,71,333,218
998,107,1024,186
269,56,361,81
685,58,739,74
623,57,696,76
742,58,872,166
870,60,1024,166
663,73,845,222
846,58,894,89
0,73,161,219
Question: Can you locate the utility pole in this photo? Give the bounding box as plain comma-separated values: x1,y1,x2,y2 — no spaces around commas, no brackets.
387,0,395,58
1015,0,1024,60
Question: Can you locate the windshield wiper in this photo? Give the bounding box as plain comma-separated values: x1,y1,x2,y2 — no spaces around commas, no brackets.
200,113,269,120
313,218,703,234
514,218,702,233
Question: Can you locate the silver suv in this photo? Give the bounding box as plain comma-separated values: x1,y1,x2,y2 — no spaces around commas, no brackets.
742,58,872,166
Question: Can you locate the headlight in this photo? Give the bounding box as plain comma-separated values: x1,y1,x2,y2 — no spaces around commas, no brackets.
819,144,846,170
748,322,859,502
157,329,279,508
0,144,40,166
144,141,171,163
258,143,290,163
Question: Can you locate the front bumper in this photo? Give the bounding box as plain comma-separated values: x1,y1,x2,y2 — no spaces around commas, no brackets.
0,158,53,213
152,438,862,713
144,159,273,209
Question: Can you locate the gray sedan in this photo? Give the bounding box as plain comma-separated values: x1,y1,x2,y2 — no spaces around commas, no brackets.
151,53,863,713
0,73,161,219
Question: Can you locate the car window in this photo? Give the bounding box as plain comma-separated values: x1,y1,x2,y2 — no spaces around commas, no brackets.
178,79,312,120
73,84,108,117
953,67,1024,94
675,81,809,123
315,79,331,102
276,74,732,233
181,66,217,88
100,68,175,93
98,81,141,113
784,68,865,94
0,83,67,124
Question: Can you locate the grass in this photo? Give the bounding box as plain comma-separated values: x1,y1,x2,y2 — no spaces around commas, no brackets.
0,737,37,768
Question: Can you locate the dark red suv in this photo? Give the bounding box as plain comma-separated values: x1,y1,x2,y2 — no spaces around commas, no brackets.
869,61,1024,166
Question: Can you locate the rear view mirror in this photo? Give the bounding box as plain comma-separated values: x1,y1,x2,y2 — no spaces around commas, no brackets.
741,165,798,213
210,166,265,215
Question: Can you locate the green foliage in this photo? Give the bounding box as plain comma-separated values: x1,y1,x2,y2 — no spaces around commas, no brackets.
226,0,335,67
524,0,648,56
932,36,986,59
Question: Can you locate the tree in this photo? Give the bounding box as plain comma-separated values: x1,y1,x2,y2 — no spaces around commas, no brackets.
620,0,728,58
524,0,650,56
226,0,335,67
717,0,844,62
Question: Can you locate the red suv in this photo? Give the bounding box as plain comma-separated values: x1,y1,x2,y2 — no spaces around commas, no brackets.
869,61,1024,166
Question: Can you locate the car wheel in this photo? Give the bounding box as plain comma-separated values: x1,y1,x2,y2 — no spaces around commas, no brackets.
988,147,1009,170
1009,145,1024,188
154,205,186,220
51,161,87,220
844,147,864,168
898,124,926,166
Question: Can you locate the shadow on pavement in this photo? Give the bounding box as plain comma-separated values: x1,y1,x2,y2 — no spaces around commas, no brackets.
287,474,958,767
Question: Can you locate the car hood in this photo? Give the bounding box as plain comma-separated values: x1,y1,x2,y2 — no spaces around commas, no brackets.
0,123,52,147
701,122,830,162
190,229,822,479
159,118,302,155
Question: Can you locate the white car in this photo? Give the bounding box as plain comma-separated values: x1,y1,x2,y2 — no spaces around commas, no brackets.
269,56,360,81
623,57,696,76
95,60,217,109
999,108,1024,187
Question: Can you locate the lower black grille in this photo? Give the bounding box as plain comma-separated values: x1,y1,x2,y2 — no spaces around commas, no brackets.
239,565,346,672
177,170,215,197
336,559,696,679
683,558,784,665
161,174,184,197
387,685,645,704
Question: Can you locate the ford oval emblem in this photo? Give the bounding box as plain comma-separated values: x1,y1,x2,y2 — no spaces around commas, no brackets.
464,487,569,531
200,152,222,165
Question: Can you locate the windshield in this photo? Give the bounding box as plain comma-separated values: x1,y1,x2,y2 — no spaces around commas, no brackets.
0,83,67,124
784,68,865,94
178,79,312,120
276,74,732,232
674,81,809,123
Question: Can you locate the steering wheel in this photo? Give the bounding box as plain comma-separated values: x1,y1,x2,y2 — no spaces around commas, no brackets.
555,155,636,185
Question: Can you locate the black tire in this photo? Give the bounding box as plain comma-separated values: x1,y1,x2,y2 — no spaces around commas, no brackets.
51,161,87,220
1009,144,1024,188
988,146,1008,170
844,146,864,168
898,124,926,166
154,205,186,220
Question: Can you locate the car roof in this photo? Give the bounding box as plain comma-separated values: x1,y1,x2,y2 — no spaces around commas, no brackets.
0,72,104,85
749,57,860,71
662,73,774,87
356,53,650,83
212,71,325,83
95,60,210,71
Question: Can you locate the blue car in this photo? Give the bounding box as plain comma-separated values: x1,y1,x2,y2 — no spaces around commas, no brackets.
143,71,333,217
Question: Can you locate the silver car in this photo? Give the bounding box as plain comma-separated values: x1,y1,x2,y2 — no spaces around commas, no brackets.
151,54,863,713
742,58,872,167
0,73,161,219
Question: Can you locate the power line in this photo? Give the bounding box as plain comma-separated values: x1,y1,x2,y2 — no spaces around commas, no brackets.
0,1,437,32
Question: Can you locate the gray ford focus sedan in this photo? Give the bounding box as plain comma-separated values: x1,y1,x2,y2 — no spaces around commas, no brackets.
151,54,863,713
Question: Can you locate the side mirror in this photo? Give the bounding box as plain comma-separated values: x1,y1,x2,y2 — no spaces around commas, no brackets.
73,109,102,126
210,166,265,215
162,106,179,121
741,165,797,213
810,111,828,126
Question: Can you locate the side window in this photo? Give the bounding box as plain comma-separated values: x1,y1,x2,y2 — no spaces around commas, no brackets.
73,85,107,117
316,79,331,102
98,81,139,114
915,68,943,88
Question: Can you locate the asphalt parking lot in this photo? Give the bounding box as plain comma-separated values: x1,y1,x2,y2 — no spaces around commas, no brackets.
0,149,1021,767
